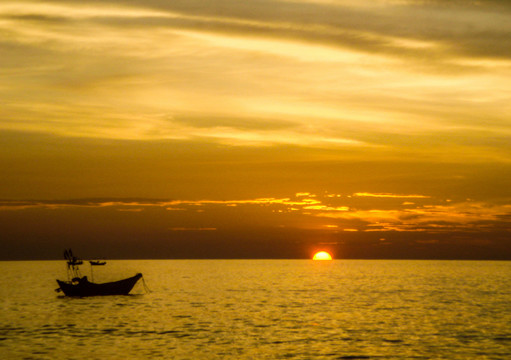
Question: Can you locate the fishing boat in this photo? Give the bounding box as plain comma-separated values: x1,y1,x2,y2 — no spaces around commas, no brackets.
56,273,143,297
89,260,106,266
56,249,143,297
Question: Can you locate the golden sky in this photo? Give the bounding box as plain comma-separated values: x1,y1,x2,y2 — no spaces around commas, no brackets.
1,0,510,259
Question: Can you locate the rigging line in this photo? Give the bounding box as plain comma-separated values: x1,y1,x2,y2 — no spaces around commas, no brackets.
142,275,152,294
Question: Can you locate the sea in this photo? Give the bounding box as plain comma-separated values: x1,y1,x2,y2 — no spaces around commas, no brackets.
1,260,510,359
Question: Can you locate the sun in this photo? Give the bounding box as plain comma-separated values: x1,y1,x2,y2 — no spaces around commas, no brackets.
312,251,333,260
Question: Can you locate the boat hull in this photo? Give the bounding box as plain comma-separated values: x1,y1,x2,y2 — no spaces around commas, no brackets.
57,273,142,297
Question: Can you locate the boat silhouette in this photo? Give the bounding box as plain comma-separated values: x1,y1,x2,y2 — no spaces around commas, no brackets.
56,249,143,297
56,273,142,297
89,260,106,266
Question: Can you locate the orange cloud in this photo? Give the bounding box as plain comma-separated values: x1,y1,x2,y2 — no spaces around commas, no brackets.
354,192,430,198
1,195,509,235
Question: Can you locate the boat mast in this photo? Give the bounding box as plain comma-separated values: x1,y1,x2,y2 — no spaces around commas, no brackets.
64,249,82,281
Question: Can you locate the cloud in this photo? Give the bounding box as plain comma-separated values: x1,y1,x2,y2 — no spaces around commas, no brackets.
1,194,510,235
312,201,511,232
81,0,511,65
0,0,510,159
170,114,296,131
354,192,430,198
3,0,510,71
0,196,318,211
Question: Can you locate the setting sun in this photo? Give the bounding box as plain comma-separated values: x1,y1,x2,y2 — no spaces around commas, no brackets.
313,251,333,261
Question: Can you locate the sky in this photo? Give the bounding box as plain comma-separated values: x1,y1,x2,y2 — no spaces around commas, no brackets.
1,0,510,260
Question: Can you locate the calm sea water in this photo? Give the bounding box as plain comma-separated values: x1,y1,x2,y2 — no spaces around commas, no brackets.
1,260,510,359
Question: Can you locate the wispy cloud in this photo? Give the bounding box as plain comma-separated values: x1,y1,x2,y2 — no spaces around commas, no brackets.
2,194,510,234
312,202,511,232
354,192,430,199
1,0,510,157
